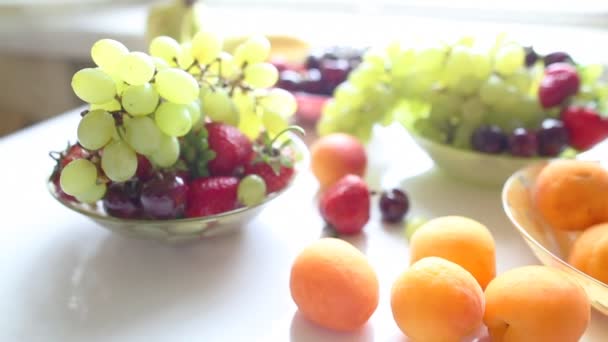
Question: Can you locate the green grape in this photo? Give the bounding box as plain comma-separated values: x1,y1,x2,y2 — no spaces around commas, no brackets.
333,82,363,108
91,39,128,74
479,75,506,106
149,35,181,65
494,44,524,76
71,68,116,104
150,134,180,167
152,57,170,70
121,83,160,116
191,30,222,64
232,88,256,114
580,64,603,84
504,69,532,93
59,159,98,197
235,35,271,65
108,72,127,96
117,52,155,86
201,89,239,126
413,118,447,143
451,123,476,149
362,47,387,69
244,62,279,88
238,107,263,140
262,109,288,137
446,75,483,97
470,48,492,80
155,102,193,137
348,62,385,88
390,47,416,77
494,85,520,113
177,42,195,69
461,98,487,126
77,109,115,150
258,88,297,118
414,43,447,73
101,140,137,182
125,116,162,155
76,183,107,204
90,99,121,112
208,52,237,79
444,46,475,79
155,68,199,104
237,174,267,206
186,100,202,128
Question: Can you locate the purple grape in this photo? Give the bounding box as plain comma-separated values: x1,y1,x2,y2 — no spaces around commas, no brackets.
103,182,142,219
277,70,301,92
299,68,323,94
305,50,324,69
140,174,188,219
544,52,573,66
508,128,538,157
537,118,569,156
471,125,508,154
320,59,350,95
524,46,539,67
379,189,410,223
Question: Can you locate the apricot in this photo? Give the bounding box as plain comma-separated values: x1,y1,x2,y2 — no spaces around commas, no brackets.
534,160,608,231
289,238,379,332
409,216,496,289
391,257,485,342
484,265,590,342
568,222,608,284
310,133,367,189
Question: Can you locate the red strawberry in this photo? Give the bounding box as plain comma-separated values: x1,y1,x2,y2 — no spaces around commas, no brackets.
185,176,239,218
206,122,253,176
245,157,294,194
539,63,580,109
561,106,608,150
60,143,89,168
319,174,370,235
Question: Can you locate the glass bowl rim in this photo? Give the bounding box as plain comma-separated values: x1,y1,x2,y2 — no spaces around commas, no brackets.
47,132,310,226
501,161,608,289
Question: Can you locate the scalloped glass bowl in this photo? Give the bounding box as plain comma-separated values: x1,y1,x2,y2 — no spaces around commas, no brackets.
502,161,608,315
48,134,310,244
408,131,551,187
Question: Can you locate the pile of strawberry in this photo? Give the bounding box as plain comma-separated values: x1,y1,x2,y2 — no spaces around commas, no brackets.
51,122,299,220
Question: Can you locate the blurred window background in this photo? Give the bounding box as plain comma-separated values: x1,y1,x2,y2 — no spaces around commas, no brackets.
1,0,607,137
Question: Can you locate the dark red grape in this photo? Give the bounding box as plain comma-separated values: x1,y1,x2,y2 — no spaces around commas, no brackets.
140,174,188,219
320,59,350,95
277,70,302,92
300,68,323,94
508,128,538,157
544,51,573,66
471,125,508,154
305,50,324,69
524,46,538,67
537,118,569,156
103,182,142,219
136,154,154,181
379,189,410,223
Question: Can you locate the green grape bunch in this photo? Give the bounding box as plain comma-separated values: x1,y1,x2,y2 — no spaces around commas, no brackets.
59,32,297,204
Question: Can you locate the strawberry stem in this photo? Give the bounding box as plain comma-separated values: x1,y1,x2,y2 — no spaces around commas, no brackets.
269,125,305,148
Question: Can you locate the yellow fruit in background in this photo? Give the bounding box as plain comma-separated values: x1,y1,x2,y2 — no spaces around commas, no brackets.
410,216,496,289
391,257,485,342
289,238,379,332
484,265,590,342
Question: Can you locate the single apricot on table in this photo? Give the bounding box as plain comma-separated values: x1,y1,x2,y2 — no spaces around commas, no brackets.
310,133,367,189
391,257,485,342
484,265,590,342
534,160,608,231
569,222,608,284
409,215,496,289
289,238,379,332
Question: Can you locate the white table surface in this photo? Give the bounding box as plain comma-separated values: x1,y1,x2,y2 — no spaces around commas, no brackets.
1,108,607,342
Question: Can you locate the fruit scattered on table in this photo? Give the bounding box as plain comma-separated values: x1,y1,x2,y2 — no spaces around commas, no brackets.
319,175,370,235
484,265,590,342
409,216,496,289
310,133,367,189
289,238,379,332
534,160,608,231
317,34,608,156
379,189,410,223
49,33,304,219
568,222,608,284
391,257,485,342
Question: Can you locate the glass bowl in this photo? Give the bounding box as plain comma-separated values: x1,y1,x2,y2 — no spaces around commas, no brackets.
408,131,550,187
48,134,310,244
502,161,608,315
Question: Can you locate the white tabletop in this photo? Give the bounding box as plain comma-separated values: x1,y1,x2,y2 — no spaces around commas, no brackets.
1,108,607,342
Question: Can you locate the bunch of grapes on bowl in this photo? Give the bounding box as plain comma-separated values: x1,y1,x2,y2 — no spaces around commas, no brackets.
273,46,365,122
49,32,304,221
317,34,608,157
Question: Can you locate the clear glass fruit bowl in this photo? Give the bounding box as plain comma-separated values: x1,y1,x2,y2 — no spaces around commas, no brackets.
502,162,608,315
47,134,310,245
408,130,551,187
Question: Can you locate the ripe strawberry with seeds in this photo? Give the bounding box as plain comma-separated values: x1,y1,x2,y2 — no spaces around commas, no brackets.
205,122,253,176
561,106,608,150
185,176,239,218
319,174,370,235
